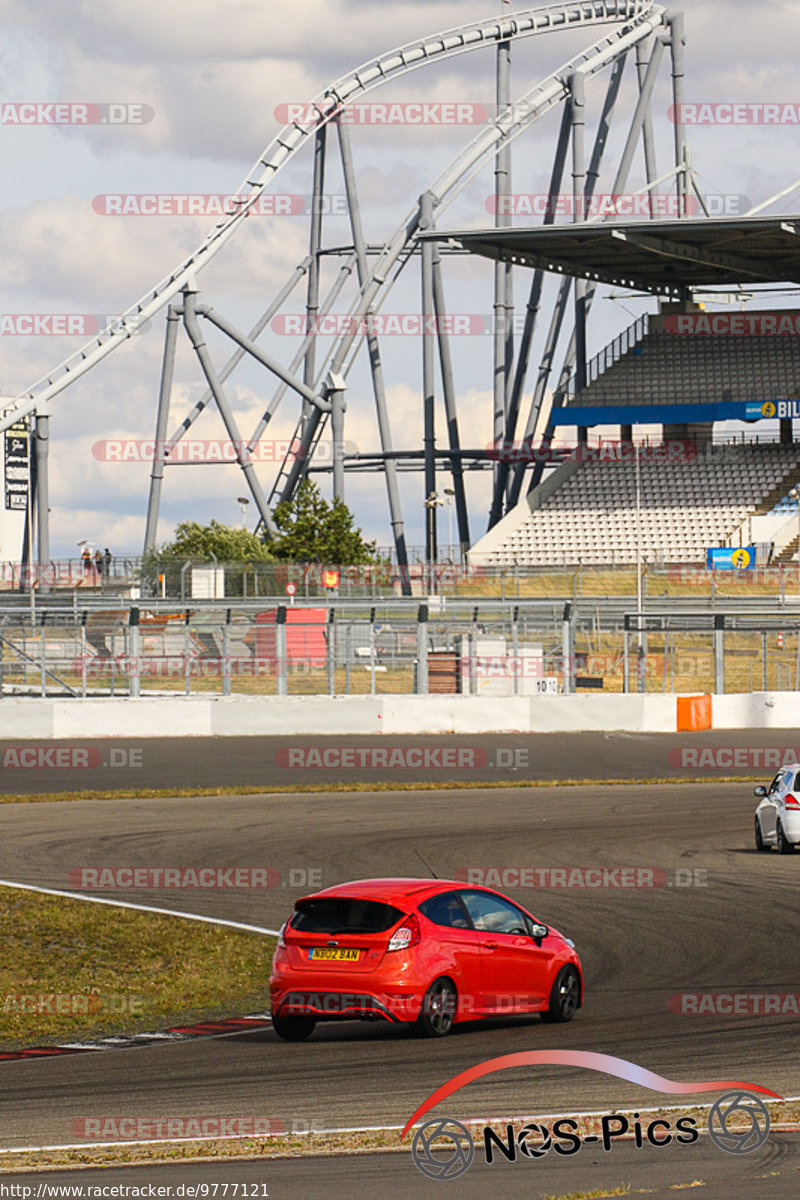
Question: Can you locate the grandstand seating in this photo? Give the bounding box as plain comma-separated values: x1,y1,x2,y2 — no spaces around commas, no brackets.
471,443,800,565
571,318,800,406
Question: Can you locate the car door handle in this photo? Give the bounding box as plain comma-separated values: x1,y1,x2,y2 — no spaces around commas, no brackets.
483,940,498,949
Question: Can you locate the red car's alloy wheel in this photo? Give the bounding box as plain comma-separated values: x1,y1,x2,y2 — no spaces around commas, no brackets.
417,978,458,1038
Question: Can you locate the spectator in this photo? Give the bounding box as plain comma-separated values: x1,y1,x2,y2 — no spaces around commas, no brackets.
94,549,103,576
81,547,92,576
103,547,112,578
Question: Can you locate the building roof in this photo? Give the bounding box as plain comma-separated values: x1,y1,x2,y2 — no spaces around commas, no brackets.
421,216,800,295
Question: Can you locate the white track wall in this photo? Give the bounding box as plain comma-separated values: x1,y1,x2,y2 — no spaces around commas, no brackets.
0,692,796,737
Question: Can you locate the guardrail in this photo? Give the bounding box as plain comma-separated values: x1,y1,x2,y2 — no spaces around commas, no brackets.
3,600,800,700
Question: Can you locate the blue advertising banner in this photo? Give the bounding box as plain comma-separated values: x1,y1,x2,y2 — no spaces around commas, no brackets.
706,546,756,570
553,399,800,427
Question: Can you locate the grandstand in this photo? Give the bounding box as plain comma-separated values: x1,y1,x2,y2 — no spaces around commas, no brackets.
568,312,800,407
443,219,800,568
471,440,800,566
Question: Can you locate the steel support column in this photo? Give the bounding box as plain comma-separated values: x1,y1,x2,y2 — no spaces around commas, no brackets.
488,99,572,529
337,116,410,575
34,406,50,588
509,53,627,506
144,305,180,553
527,38,664,495
635,37,658,215
305,125,327,390
432,242,470,559
570,72,588,402
493,37,513,501
182,291,277,533
420,191,437,564
166,261,311,455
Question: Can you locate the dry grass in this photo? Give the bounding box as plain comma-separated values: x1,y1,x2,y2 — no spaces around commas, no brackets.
0,887,274,1048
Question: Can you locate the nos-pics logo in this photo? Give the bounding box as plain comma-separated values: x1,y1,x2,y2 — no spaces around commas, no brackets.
411,1092,771,1180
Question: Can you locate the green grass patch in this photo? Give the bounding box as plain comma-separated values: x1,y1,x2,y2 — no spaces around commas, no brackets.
2,1098,799,1171
0,776,762,806
0,887,274,1049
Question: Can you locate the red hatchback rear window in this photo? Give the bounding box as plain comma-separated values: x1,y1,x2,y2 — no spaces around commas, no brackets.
291,897,405,935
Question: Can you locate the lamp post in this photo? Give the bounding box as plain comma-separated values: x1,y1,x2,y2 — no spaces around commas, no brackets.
424,492,444,592
443,487,455,562
236,496,250,528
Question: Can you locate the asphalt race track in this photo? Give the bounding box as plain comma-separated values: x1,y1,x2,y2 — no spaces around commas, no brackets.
4,1136,800,1200
2,728,800,793
1,734,799,1197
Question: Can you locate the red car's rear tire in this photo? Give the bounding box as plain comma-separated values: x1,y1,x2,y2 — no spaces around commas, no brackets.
272,1013,316,1041
416,977,458,1037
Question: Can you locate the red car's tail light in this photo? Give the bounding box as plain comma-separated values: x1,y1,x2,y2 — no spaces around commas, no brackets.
387,913,420,952
786,794,800,809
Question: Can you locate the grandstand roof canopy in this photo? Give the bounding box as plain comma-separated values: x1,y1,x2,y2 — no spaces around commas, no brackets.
424,216,800,295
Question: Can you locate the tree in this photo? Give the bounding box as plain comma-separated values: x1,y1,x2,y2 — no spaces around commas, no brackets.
156,519,275,563
142,519,275,597
268,480,378,563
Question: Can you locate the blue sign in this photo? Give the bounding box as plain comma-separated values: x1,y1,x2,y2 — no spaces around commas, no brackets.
553,399,800,428
706,546,755,570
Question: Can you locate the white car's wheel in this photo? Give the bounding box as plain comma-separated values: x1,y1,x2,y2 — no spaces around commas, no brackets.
776,820,794,855
755,816,770,852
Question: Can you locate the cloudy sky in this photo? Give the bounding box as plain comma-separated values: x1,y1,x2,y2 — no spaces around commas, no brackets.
1,0,799,559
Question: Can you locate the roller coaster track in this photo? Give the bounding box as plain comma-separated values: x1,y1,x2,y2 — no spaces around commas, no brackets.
0,0,659,435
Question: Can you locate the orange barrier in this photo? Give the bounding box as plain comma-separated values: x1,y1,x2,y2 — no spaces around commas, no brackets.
677,694,712,732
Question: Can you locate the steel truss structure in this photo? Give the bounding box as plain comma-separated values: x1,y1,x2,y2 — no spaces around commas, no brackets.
0,1,693,585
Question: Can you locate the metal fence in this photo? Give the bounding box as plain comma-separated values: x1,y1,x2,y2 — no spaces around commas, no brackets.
3,599,800,699
4,558,800,605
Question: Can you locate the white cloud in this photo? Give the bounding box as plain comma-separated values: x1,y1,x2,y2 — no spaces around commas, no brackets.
2,0,800,558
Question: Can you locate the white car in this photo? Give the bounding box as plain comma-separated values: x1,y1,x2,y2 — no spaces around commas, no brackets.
754,765,800,854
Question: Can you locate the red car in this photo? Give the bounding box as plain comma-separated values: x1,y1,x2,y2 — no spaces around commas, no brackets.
269,877,583,1040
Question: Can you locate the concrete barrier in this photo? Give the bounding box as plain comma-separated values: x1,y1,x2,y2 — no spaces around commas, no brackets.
0,691,797,737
